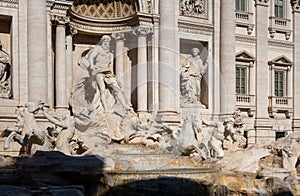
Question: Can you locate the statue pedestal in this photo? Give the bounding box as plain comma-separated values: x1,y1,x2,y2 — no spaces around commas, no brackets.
181,104,210,119
156,111,181,126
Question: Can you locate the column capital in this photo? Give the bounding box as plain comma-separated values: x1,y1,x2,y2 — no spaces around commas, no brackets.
67,26,78,36
133,27,153,37
254,0,269,7
111,32,125,41
51,15,69,26
291,0,300,12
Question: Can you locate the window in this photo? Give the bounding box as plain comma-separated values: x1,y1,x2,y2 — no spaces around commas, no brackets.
236,0,247,11
236,67,247,94
274,0,284,18
274,71,284,97
268,56,292,118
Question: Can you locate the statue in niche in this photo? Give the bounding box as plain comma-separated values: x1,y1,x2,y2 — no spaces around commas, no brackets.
180,0,205,16
87,35,133,113
0,40,11,98
71,35,139,150
180,48,208,106
72,35,133,117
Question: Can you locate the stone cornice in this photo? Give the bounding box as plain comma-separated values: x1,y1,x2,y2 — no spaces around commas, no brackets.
291,0,300,12
0,0,18,9
69,21,133,35
136,12,157,26
254,0,269,7
236,35,257,43
268,39,294,49
53,0,73,11
47,0,55,8
236,35,293,48
178,20,214,35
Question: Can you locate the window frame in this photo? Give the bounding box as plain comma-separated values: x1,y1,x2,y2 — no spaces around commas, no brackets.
235,0,247,12
274,70,285,97
268,56,293,98
236,65,248,95
274,0,285,18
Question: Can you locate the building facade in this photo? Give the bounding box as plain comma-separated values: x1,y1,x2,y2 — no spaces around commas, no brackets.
0,0,300,154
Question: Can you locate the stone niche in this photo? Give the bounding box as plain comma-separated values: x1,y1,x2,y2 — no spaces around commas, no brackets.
72,32,136,109
0,15,12,100
179,38,208,108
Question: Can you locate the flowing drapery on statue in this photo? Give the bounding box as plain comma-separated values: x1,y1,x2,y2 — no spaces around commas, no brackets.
180,48,208,106
0,40,11,98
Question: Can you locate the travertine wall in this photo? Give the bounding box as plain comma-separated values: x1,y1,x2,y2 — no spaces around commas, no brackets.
0,0,299,154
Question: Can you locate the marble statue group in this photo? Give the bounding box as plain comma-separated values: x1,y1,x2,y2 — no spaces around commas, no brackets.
0,35,246,160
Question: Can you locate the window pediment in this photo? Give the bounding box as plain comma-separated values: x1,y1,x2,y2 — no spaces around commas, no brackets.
236,51,255,63
268,55,292,67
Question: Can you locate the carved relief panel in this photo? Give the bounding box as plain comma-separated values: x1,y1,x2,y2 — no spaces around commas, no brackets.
180,0,208,18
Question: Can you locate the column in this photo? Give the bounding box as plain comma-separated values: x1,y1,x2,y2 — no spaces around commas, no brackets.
291,1,300,131
157,0,180,124
135,27,151,117
19,0,28,103
27,0,48,103
66,27,77,101
54,16,68,111
212,0,221,118
255,0,273,144
123,47,131,103
149,19,160,114
220,0,236,116
114,32,125,87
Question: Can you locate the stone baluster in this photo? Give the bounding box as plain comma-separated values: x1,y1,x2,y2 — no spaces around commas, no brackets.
27,0,48,102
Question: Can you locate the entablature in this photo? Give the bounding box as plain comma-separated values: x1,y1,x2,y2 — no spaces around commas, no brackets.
0,0,18,9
